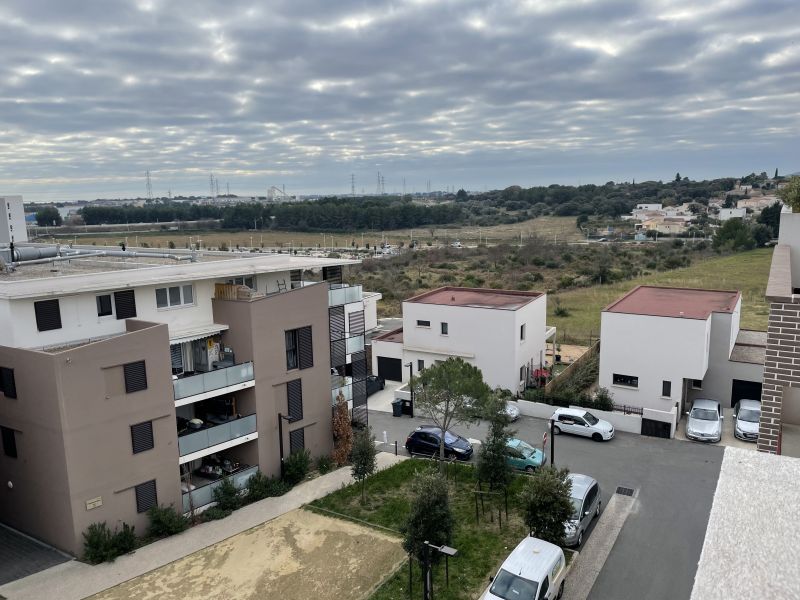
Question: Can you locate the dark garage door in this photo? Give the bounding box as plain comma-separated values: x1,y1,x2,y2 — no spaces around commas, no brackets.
377,357,403,382
731,379,762,408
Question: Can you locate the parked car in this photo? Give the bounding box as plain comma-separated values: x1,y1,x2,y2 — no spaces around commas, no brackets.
405,426,474,460
733,399,760,442
365,374,385,397
685,398,723,443
564,474,601,547
505,438,546,472
504,401,521,422
480,536,566,600
551,407,615,441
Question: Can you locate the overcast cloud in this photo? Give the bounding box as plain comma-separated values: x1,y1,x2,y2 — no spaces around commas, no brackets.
0,0,798,201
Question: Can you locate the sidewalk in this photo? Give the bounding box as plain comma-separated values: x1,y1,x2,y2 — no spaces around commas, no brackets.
0,452,406,600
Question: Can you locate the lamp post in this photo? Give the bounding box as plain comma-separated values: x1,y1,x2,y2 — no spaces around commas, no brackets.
549,417,556,467
405,362,414,417
421,541,458,600
277,413,292,477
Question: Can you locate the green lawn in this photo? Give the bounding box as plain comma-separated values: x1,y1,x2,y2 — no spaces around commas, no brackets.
549,248,773,344
309,459,534,600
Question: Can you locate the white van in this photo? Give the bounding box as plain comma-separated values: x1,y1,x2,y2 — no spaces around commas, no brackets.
480,536,566,600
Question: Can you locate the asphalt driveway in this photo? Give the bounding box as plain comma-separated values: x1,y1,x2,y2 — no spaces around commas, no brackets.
367,409,723,600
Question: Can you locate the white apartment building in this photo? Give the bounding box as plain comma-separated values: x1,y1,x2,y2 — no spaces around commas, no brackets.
0,196,27,245
718,207,747,221
372,287,555,393
599,286,765,421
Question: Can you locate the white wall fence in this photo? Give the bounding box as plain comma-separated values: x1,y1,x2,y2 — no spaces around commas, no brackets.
516,399,677,438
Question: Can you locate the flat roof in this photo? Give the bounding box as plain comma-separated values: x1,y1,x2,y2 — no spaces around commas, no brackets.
404,286,543,310
730,329,767,365
603,286,740,320
0,249,358,299
373,327,403,343
691,447,800,600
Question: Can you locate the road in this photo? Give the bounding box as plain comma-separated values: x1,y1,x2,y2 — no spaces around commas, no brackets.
367,409,723,600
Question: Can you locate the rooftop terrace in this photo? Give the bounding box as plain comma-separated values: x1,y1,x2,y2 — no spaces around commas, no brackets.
604,285,741,320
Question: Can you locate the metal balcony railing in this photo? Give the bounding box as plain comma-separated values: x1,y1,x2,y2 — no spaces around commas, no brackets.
173,361,254,401
328,284,363,306
178,414,257,456
182,465,258,513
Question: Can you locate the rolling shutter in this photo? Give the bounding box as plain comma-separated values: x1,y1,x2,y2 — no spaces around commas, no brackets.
170,345,183,371
287,379,303,422
329,306,345,340
131,421,154,454
114,290,137,320
289,270,302,284
322,265,342,285
123,361,148,394
348,311,365,336
34,299,62,332
135,480,157,513
0,367,17,399
330,339,346,368
298,326,314,370
289,428,305,454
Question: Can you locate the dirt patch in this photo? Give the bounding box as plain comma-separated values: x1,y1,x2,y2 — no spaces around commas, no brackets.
90,509,406,600
546,344,589,364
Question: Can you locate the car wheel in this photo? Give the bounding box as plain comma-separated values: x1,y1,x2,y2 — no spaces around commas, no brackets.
557,581,564,599
405,445,413,456
525,466,535,474
595,500,601,518
576,530,583,547
592,432,603,442
553,425,561,435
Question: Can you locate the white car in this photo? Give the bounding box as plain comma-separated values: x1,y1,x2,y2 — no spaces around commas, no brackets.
481,536,566,600
551,407,615,441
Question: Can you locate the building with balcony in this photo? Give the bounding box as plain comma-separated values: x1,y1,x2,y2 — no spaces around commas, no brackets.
371,287,554,393
0,244,377,555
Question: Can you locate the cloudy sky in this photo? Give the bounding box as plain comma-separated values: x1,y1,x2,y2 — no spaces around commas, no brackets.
1,0,798,201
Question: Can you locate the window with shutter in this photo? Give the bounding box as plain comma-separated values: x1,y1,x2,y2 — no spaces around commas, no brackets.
114,290,137,320
287,379,303,422
329,306,345,340
289,428,305,454
298,326,313,369
34,299,62,331
322,265,342,284
96,294,113,317
348,311,365,335
330,339,346,367
170,345,183,372
135,480,157,513
285,330,299,370
131,421,154,454
0,367,17,399
123,361,148,393
1,426,17,458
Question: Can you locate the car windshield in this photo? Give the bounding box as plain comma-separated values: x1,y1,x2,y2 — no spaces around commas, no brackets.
518,441,536,457
583,412,599,425
570,497,583,520
488,569,539,600
691,408,718,421
443,431,459,444
738,408,760,423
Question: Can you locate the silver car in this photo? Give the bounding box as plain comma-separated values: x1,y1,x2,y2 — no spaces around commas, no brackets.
563,473,601,547
685,398,722,443
733,399,761,442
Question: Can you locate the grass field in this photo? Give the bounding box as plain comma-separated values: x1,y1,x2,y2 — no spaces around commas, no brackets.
549,248,773,344
43,216,582,249
310,459,535,600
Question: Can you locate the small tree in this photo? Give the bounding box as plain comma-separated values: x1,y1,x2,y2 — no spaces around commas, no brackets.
332,391,353,466
402,469,454,564
35,206,62,227
519,467,574,545
778,176,800,213
351,426,378,503
477,394,514,488
413,357,491,469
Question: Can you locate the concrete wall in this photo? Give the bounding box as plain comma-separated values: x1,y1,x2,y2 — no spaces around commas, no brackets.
212,282,333,479
0,320,180,555
515,400,655,435
0,195,27,244
778,211,800,286
599,311,711,411
363,292,381,332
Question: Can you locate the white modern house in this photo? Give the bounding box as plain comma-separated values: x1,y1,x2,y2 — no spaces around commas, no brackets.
371,287,555,393
718,207,747,221
599,286,765,422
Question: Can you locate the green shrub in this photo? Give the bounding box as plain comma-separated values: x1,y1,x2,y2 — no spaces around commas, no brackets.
147,505,189,538
593,387,614,412
316,454,335,475
245,471,292,502
83,522,136,564
201,506,232,521
212,478,242,511
283,449,312,485
113,522,137,556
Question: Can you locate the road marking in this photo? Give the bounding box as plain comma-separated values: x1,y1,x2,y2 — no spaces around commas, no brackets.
561,493,636,600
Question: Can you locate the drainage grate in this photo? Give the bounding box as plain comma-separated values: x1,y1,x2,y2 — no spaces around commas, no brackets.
615,486,635,496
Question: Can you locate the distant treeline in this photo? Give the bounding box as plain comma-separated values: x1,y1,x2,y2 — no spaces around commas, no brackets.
78,177,738,230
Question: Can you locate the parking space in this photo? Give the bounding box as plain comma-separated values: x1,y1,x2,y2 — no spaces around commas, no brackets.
673,407,759,451
366,380,403,413
369,409,723,600
0,524,70,586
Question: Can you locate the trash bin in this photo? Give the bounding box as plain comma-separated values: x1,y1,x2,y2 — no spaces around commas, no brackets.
391,399,403,417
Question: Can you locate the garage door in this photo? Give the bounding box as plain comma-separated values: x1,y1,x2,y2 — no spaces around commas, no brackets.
377,357,403,382
731,379,762,408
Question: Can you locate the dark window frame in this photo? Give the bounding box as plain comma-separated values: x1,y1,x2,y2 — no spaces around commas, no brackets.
416,319,431,328
34,299,62,332
287,379,303,423
123,361,148,394
0,367,17,399
96,294,113,317
1,426,17,458
130,421,155,454
285,329,299,370
662,380,672,397
612,373,639,388
441,322,448,335
134,479,157,513
417,359,425,371
289,428,305,454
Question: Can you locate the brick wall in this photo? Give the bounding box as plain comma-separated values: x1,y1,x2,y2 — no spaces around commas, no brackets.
758,300,800,453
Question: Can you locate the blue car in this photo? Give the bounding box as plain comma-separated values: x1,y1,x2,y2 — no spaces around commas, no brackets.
505,438,546,472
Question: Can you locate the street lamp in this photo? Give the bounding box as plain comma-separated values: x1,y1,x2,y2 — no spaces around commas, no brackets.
405,362,414,417
277,413,292,477
421,541,458,599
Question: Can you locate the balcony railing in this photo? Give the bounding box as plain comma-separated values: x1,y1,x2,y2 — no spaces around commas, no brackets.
178,414,257,456
328,284,363,306
182,465,258,513
331,382,353,405
345,335,365,355
173,361,254,401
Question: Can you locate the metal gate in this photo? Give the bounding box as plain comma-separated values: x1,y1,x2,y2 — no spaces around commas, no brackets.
641,418,671,439
377,357,403,382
